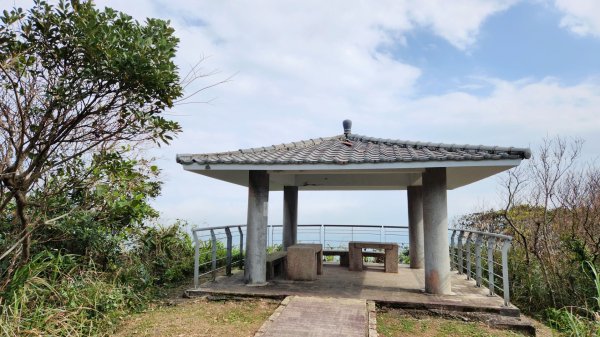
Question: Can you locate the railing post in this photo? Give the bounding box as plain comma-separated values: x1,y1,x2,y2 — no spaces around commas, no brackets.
319,225,322,245
457,230,464,274
487,237,496,296
193,230,200,288
501,239,512,306
225,227,232,276
210,229,217,281
475,233,483,287
450,230,457,271
323,225,327,248
380,225,383,242
465,232,473,280
238,226,244,268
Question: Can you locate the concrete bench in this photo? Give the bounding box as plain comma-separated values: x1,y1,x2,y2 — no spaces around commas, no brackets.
323,250,350,267
286,244,323,281
266,251,287,280
349,241,398,273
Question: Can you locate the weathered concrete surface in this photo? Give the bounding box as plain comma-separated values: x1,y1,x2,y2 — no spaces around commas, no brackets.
349,242,398,273
245,170,270,285
188,264,520,317
255,296,367,337
407,186,424,269
286,246,317,281
282,186,298,250
422,167,451,295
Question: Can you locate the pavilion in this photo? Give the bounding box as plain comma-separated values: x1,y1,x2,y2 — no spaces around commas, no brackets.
176,120,530,295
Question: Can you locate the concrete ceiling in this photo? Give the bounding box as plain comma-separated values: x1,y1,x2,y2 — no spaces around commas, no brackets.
181,159,521,191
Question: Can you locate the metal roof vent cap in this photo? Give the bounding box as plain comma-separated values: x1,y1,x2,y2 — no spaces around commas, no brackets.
343,119,352,136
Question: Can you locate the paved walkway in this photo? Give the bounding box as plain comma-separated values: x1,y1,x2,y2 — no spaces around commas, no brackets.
255,296,368,337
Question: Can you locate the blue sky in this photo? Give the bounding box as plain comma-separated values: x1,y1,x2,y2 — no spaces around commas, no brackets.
400,1,600,97
10,0,600,228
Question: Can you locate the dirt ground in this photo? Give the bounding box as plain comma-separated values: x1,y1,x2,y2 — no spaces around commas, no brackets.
377,308,557,337
114,295,279,337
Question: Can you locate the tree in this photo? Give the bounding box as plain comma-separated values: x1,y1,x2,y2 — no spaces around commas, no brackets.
0,0,183,278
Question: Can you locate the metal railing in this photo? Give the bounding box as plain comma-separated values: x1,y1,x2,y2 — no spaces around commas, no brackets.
191,224,409,287
191,224,513,307
449,228,512,306
266,224,410,249
191,225,246,288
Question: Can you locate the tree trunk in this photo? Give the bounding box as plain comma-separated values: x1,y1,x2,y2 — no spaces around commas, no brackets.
14,190,31,263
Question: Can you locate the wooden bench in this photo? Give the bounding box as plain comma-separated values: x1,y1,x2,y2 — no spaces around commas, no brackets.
266,251,287,280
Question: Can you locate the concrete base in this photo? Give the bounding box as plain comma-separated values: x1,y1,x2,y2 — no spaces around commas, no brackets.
286,246,317,281
189,264,521,317
384,245,399,273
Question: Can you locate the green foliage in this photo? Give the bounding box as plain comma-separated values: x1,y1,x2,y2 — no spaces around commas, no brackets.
267,244,283,254
0,0,182,141
399,247,410,264
0,0,185,272
23,149,163,269
0,251,145,337
128,222,195,287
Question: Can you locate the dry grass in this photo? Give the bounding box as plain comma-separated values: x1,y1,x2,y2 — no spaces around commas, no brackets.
114,297,278,337
377,308,555,337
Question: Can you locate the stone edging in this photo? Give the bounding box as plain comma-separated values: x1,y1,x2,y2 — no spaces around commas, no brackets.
367,300,378,337
254,296,294,337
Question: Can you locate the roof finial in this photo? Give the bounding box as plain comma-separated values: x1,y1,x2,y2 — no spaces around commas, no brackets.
343,119,352,137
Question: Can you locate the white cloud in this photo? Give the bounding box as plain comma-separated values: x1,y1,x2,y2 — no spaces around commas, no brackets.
7,1,600,228
405,0,518,50
554,0,600,37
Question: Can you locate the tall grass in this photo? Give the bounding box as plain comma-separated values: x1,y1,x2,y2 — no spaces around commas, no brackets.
0,223,201,336
0,251,145,336
546,261,600,336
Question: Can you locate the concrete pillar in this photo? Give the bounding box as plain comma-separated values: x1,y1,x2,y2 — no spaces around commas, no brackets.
407,186,424,269
422,167,451,295
282,186,298,250
244,170,269,285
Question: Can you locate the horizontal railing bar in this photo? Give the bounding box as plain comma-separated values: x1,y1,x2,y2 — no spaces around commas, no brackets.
449,228,512,241
192,224,247,232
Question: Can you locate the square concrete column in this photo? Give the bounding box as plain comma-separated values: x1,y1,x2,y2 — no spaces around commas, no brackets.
407,186,424,269
282,186,298,251
244,170,269,285
422,167,451,295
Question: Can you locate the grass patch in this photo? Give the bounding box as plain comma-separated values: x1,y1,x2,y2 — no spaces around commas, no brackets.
114,297,278,337
377,308,528,337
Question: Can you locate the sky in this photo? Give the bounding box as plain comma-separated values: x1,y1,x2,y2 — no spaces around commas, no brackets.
8,0,600,229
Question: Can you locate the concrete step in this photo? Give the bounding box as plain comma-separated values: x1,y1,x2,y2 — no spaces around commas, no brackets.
255,296,372,337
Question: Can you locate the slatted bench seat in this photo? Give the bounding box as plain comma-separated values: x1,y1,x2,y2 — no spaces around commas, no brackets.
266,251,287,280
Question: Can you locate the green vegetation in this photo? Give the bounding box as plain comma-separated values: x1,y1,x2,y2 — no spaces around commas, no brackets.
0,1,213,336
456,136,600,336
0,222,204,336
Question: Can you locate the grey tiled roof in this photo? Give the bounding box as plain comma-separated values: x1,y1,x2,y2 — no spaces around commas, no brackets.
176,134,531,166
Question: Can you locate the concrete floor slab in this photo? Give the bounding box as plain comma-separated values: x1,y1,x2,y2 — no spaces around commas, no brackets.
188,263,519,317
